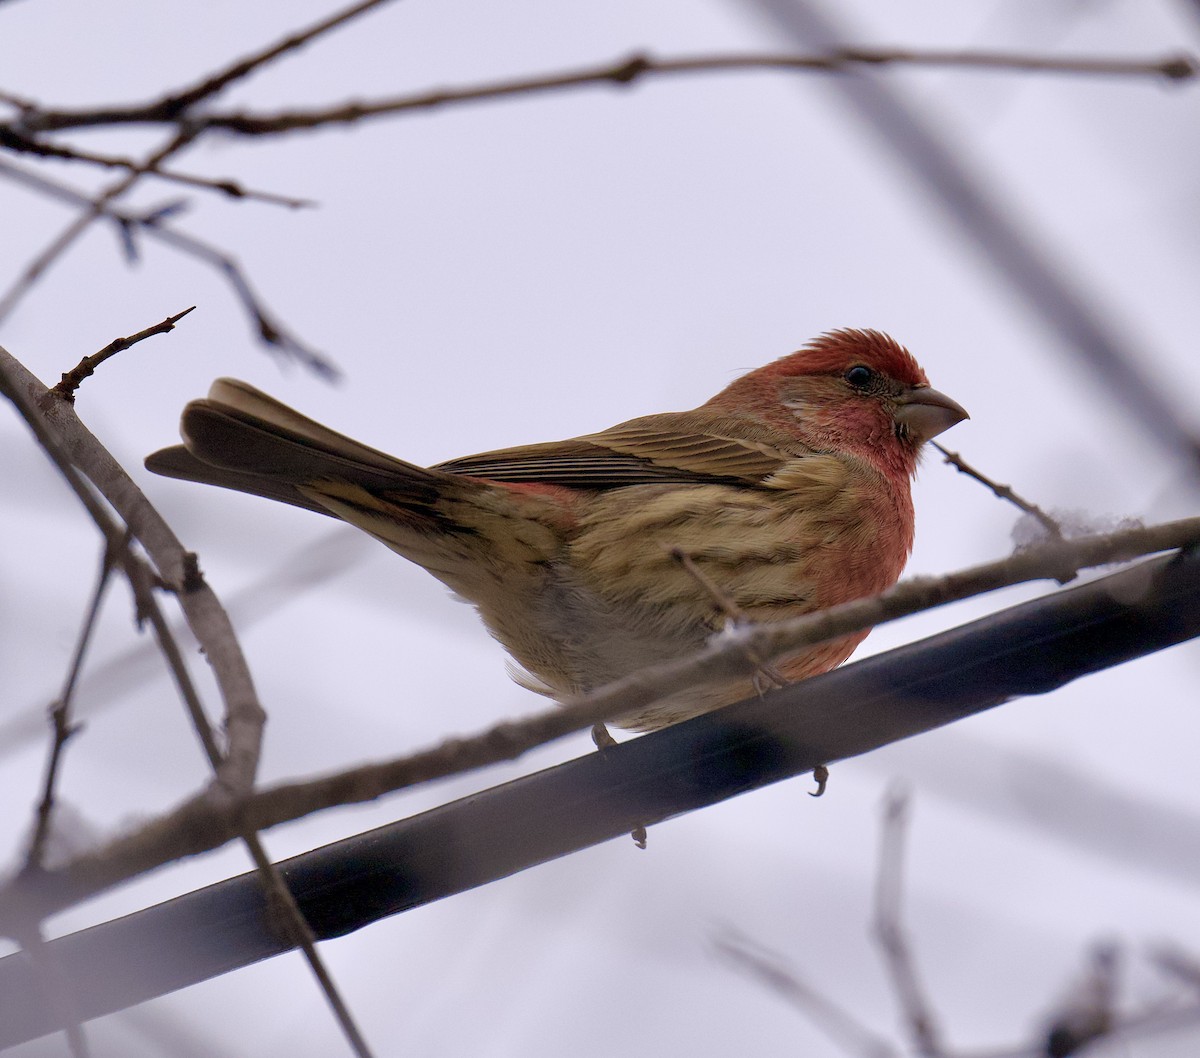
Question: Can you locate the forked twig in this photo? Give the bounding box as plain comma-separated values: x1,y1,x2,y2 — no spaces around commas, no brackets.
0,159,337,377
0,126,311,206
0,128,198,324
10,0,403,134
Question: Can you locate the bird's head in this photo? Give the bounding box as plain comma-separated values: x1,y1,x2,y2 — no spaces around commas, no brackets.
709,328,967,478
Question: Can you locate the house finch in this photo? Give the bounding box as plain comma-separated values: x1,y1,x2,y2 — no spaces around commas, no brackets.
146,329,966,730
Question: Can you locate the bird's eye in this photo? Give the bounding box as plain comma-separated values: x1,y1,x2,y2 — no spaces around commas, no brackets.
844,365,874,389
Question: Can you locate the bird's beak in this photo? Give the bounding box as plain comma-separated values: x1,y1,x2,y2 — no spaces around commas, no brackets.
894,385,969,443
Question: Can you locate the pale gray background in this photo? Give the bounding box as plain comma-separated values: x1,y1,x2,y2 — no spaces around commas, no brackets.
2,2,1199,1055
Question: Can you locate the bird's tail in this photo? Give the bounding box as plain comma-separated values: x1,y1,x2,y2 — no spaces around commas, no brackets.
145,378,441,516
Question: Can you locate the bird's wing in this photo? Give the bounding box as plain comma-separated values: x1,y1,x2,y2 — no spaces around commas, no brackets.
434,411,806,489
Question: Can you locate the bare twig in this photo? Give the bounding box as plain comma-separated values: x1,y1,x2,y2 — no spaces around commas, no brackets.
0,86,38,112
0,208,99,323
23,546,117,871
719,814,1180,1058
872,787,943,1056
202,48,1199,135
157,225,337,377
52,307,196,402
931,442,1064,540
836,46,1195,80
0,158,337,377
714,928,900,1058
128,0,400,117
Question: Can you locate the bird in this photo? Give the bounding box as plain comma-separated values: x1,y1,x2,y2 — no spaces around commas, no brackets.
146,329,966,731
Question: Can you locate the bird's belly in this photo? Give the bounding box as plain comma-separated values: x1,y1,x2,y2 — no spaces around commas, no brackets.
483,568,710,700
470,476,911,730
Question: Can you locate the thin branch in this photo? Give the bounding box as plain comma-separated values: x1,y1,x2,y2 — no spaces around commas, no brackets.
52,307,196,403
0,206,99,324
0,155,147,213
836,46,1195,79
872,787,943,1057
0,85,38,111
245,841,376,1058
24,546,117,871
13,47,1193,135
7,42,1183,368
0,351,252,803
205,48,1200,136
0,381,136,1054
931,442,1064,540
153,225,337,377
0,360,133,551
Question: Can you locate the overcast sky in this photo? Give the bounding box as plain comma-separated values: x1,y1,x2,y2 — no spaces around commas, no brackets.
3,2,1200,1055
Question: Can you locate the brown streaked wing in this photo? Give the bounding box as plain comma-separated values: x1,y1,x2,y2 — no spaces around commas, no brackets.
433,411,804,489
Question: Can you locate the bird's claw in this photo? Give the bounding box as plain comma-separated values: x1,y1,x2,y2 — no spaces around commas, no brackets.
809,764,830,798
